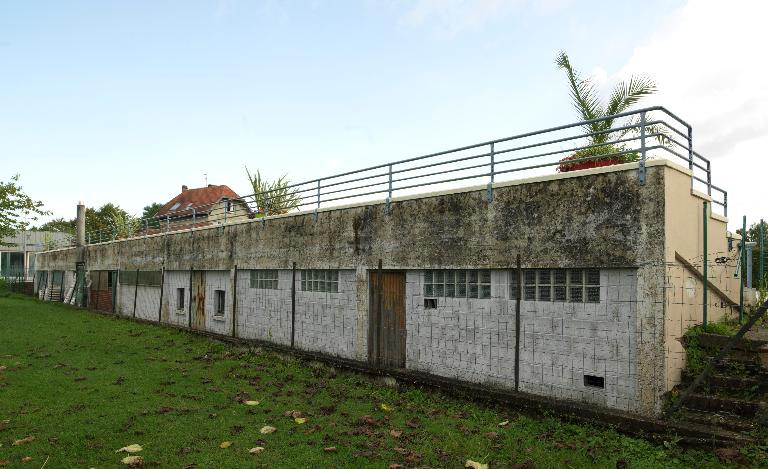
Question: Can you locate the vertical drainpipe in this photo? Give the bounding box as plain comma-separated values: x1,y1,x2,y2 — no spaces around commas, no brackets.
703,202,708,330
514,254,522,392
740,215,747,323
760,219,765,288
232,265,238,338
291,262,296,348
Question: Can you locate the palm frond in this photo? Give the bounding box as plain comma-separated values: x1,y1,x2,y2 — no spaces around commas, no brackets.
605,75,656,117
556,51,604,132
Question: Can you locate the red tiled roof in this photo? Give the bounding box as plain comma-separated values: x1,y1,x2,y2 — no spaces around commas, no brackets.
157,185,245,217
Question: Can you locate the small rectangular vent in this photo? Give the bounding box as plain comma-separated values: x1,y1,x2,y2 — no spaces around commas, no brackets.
424,298,437,309
584,375,605,388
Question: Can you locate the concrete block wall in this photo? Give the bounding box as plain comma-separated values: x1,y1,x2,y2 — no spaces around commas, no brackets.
663,264,735,392
203,270,232,336
117,280,135,316
406,269,640,413
236,270,292,346
134,286,161,321
163,270,190,327
294,270,358,360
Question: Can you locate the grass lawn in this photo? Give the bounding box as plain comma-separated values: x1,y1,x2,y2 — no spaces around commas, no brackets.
0,293,758,468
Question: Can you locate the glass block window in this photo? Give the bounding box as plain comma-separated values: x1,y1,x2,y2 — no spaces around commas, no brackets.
509,270,520,300
300,270,339,293
118,270,161,286
553,269,567,302
423,269,491,299
523,270,536,301
250,270,278,289
511,268,601,303
586,269,601,303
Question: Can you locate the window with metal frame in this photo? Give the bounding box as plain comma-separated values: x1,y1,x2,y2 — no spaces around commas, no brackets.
177,288,185,310
423,269,492,299
300,270,339,293
214,290,225,316
250,270,278,289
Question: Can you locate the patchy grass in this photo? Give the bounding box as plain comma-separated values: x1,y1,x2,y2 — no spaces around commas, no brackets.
0,295,753,468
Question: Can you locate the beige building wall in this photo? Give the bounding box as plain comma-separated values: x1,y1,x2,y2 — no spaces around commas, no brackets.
207,199,250,225
662,163,739,392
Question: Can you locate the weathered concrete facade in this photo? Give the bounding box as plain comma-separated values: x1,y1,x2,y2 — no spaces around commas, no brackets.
34,160,735,417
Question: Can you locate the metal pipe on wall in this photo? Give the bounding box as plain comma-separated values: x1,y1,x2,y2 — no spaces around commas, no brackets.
703,202,708,329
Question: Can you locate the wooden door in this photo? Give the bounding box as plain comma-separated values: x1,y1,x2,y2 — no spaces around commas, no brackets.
368,271,406,369
191,271,206,330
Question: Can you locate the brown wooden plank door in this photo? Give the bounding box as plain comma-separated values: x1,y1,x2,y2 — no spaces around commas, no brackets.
88,270,115,313
369,271,406,369
191,271,206,330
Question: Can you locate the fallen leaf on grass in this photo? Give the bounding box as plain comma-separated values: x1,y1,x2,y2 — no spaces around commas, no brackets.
405,420,419,429
379,403,393,412
0,366,6,372
323,447,337,452
13,436,34,446
294,417,307,424
121,455,145,466
21,456,33,462
115,444,143,453
465,460,488,469
244,400,259,406
483,432,499,440
0,460,8,466
249,447,265,454
387,465,403,469
259,426,276,434
389,429,402,438
498,420,509,427
283,410,305,419
219,441,232,448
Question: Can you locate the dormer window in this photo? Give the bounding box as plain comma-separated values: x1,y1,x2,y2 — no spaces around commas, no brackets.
169,202,181,212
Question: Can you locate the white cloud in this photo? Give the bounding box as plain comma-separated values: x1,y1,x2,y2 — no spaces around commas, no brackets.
616,0,768,227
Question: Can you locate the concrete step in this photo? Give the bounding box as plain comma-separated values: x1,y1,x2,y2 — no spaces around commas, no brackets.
674,408,757,433
698,332,768,353
682,393,763,417
710,357,768,377
681,370,768,397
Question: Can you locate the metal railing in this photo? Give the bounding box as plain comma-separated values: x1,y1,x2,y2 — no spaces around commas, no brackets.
45,106,726,249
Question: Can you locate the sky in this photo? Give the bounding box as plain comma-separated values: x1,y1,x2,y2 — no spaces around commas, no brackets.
1,0,765,230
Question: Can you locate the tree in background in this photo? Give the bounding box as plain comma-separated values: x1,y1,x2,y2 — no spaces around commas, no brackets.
141,202,164,229
0,174,49,246
246,167,301,216
36,217,76,234
555,51,667,172
737,220,768,291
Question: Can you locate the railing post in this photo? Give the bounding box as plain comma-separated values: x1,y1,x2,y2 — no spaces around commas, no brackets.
687,126,694,171
638,111,647,185
724,191,728,218
313,180,321,223
487,142,495,203
706,160,712,196
385,164,393,214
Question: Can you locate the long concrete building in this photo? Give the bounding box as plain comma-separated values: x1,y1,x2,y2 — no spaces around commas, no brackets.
33,157,742,418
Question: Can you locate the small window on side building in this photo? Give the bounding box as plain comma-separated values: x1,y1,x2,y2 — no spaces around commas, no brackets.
177,288,185,310
214,290,225,316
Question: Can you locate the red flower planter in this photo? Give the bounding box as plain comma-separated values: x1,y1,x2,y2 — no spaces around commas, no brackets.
557,157,625,173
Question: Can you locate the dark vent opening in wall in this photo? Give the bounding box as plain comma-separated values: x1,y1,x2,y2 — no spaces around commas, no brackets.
584,375,605,388
424,298,437,309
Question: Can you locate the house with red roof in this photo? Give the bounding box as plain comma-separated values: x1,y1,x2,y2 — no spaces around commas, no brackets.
155,184,251,231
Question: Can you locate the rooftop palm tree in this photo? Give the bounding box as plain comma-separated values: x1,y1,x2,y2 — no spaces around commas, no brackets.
555,51,667,171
